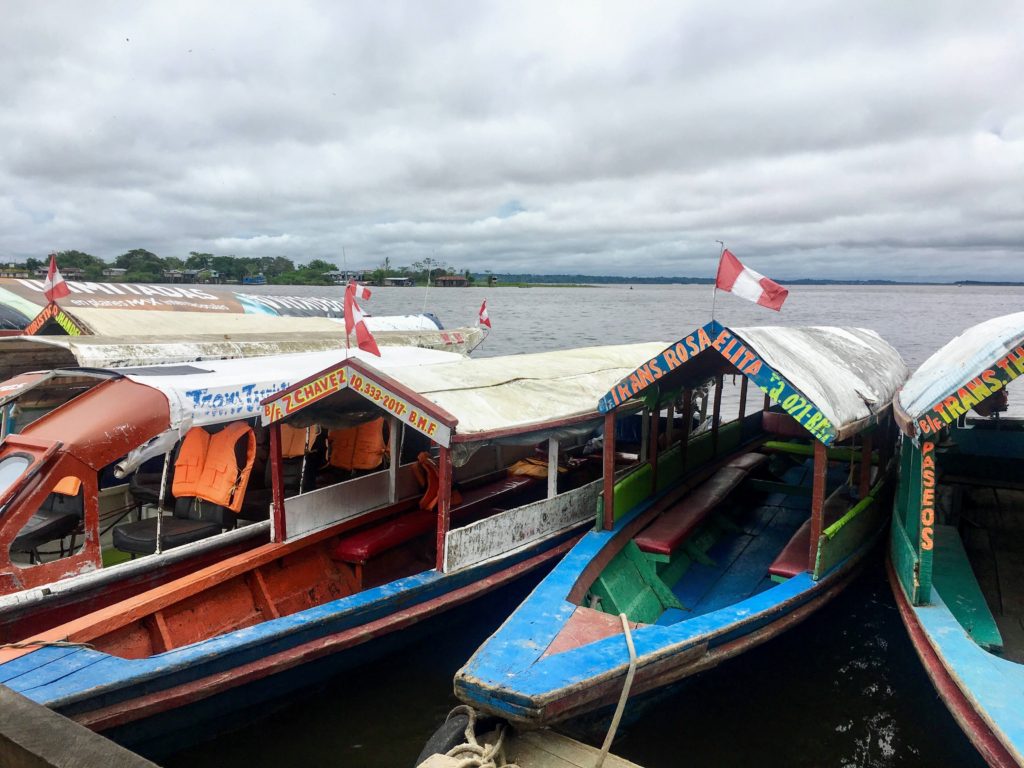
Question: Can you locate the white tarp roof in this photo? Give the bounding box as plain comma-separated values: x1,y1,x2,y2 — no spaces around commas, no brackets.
373,342,668,437
124,346,464,429
899,312,1024,426
733,325,909,440
0,326,483,371
63,308,440,336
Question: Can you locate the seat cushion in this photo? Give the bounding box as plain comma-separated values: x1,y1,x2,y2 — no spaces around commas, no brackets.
113,516,222,554
11,510,80,553
635,454,766,556
768,518,811,579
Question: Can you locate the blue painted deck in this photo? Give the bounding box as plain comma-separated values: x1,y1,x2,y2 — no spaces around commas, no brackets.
456,457,880,725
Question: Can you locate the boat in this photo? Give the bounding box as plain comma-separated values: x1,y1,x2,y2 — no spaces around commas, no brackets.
888,313,1024,768
0,345,461,641
0,341,669,756
452,320,908,728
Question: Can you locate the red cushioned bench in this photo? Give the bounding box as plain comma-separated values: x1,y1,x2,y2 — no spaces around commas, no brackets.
634,452,768,557
768,488,850,579
330,474,540,565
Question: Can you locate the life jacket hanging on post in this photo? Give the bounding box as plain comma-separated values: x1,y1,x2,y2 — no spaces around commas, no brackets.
169,423,257,513
412,451,462,511
280,423,320,459
327,418,387,471
196,422,257,512
172,427,211,498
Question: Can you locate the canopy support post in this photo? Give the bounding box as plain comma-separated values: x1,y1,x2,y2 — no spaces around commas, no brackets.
809,440,827,568
154,451,172,555
738,376,748,420
649,404,660,490
270,422,287,543
763,392,771,410
665,402,674,447
711,375,723,455
602,411,616,531
547,438,559,499
435,445,452,572
680,388,692,471
388,417,401,504
858,433,873,499
640,408,650,463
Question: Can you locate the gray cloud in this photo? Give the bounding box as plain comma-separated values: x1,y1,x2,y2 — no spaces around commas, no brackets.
1,0,1022,280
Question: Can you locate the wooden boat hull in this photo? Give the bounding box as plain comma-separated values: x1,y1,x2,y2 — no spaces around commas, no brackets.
0,531,579,757
456,525,879,728
886,555,1023,768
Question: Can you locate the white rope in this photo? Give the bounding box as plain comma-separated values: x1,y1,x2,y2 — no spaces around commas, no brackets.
443,705,520,768
0,639,94,651
595,613,638,768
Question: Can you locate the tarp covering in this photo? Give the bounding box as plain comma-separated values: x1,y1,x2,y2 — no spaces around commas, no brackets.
125,346,463,429
734,326,908,440
898,312,1024,437
268,342,668,442
52,308,440,336
0,326,484,376
599,322,907,443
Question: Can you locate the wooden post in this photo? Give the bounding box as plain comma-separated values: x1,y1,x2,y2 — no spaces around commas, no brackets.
269,422,287,543
711,375,723,455
388,416,401,503
602,411,616,530
649,404,660,490
858,433,873,499
680,388,692,471
665,402,674,447
738,376,748,421
435,445,452,572
809,440,827,568
763,392,771,410
547,437,559,499
639,408,650,462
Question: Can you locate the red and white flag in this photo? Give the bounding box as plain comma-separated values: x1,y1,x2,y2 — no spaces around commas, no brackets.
715,250,788,312
344,281,381,356
43,253,71,303
478,299,491,329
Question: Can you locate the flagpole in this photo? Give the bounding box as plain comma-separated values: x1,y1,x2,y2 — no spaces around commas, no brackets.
712,240,725,322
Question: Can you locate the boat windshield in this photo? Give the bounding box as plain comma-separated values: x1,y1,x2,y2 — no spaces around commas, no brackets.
0,454,31,503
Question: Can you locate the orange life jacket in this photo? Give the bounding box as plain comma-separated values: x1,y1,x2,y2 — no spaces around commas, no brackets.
196,422,256,512
280,423,320,459
171,423,256,512
412,451,462,511
172,427,210,498
328,418,386,471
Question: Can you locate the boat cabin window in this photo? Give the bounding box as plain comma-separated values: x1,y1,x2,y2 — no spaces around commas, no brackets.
0,453,31,500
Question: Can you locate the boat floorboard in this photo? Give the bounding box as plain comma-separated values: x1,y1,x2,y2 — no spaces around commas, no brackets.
962,486,1024,662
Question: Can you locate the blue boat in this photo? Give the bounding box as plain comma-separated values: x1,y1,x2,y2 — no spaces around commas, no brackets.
454,320,908,728
0,342,668,757
889,313,1024,767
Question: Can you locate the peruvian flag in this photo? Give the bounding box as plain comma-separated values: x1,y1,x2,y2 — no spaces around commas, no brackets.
715,250,788,312
344,281,381,356
43,253,71,303
478,299,491,328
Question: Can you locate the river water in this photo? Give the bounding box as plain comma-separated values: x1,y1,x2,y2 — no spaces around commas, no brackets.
164,283,1023,768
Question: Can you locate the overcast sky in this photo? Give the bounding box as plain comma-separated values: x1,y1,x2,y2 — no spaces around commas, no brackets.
1,2,1022,280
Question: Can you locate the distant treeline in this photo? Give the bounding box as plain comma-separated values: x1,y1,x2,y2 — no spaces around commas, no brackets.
18,250,472,286
479,273,938,286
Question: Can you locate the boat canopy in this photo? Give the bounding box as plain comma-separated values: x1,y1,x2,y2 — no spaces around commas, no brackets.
261,342,669,449
896,312,1024,440
0,323,483,380
598,320,908,445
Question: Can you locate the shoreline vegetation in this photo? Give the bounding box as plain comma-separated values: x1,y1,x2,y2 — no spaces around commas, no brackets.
7,250,1020,288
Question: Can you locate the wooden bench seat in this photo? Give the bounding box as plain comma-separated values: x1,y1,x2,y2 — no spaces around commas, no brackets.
768,486,851,579
329,474,540,565
635,452,768,557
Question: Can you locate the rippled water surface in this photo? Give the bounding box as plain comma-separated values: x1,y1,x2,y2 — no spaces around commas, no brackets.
164,283,1022,768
